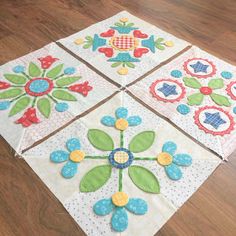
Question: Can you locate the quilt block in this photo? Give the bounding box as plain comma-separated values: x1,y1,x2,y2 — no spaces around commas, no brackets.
0,11,232,236
58,11,190,86
128,46,236,159
0,43,118,153
22,92,221,235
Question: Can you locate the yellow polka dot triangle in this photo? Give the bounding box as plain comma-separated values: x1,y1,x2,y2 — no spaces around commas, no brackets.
50,107,192,232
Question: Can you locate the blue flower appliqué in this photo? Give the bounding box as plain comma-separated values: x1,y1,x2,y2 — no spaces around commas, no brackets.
101,107,142,131
50,138,85,178
94,192,148,232
157,141,192,180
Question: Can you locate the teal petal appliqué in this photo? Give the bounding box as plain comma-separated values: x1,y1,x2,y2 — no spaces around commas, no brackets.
101,116,116,126
162,141,177,156
173,154,192,166
93,198,114,216
111,207,128,232
115,107,128,119
165,163,182,180
127,116,142,126
61,160,78,178
125,198,148,215
50,150,69,163
66,138,81,152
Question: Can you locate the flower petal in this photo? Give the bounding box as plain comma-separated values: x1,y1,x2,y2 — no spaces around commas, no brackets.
111,208,128,232
61,160,78,178
125,198,148,215
173,154,192,166
162,141,177,156
127,116,142,126
101,116,116,126
93,198,114,216
66,138,81,152
165,163,182,180
50,150,69,163
115,107,128,119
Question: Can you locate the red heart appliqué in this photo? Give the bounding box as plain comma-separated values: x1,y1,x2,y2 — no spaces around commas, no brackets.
98,47,114,57
100,29,115,37
134,48,149,57
133,30,148,38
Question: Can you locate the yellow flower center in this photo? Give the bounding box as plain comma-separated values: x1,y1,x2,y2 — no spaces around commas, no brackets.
117,67,128,75
112,192,129,207
164,41,174,47
115,118,129,130
157,152,172,166
114,151,129,164
74,38,84,45
70,150,85,163
120,17,128,23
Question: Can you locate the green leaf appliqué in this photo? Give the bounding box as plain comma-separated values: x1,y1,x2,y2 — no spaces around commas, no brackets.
187,93,204,105
210,93,231,107
46,64,64,78
9,96,30,117
87,129,114,151
208,78,224,89
52,90,77,101
80,165,112,192
128,165,160,193
4,74,26,84
183,77,201,89
0,89,23,99
56,76,81,87
37,97,51,118
28,62,41,77
129,131,155,153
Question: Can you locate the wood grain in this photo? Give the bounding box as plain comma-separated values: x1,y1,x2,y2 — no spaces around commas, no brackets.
0,0,236,235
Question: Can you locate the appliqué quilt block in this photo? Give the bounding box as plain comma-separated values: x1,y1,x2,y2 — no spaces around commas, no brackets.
0,43,118,153
58,11,190,86
22,92,221,236
128,46,236,159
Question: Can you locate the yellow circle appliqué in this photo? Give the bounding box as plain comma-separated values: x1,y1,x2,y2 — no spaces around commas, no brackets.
157,152,173,166
114,151,129,164
115,118,129,130
70,150,85,163
112,192,129,207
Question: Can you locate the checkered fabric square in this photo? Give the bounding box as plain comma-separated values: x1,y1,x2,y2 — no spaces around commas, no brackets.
113,36,135,50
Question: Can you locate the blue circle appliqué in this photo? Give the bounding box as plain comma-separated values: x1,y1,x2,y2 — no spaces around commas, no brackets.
177,104,190,115
29,79,50,93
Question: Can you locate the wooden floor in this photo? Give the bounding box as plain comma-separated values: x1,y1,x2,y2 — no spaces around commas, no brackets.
0,0,236,235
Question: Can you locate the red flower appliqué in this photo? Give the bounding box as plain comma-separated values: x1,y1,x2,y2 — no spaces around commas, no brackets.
0,81,11,90
69,81,93,97
15,108,40,127
38,56,58,69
